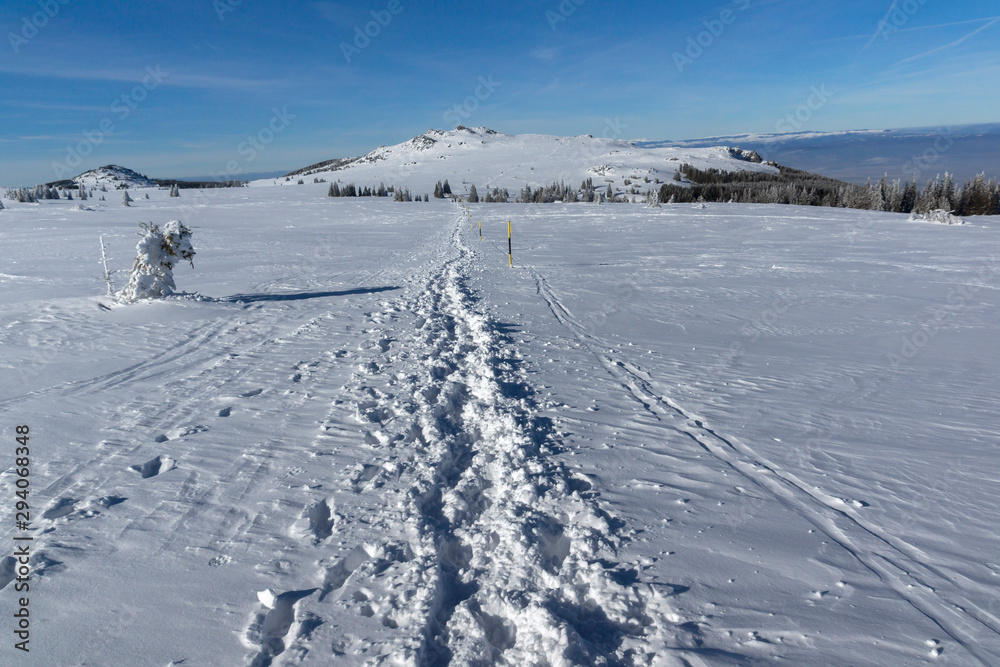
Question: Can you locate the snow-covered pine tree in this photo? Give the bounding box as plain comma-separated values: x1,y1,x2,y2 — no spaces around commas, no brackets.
66,190,73,201
959,173,991,216
79,187,88,201
468,184,478,202
118,221,195,303
122,191,133,207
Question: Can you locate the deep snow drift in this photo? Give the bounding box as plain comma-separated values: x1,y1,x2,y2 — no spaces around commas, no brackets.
1,185,998,665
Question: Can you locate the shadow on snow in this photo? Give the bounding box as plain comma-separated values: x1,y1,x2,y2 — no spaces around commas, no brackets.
221,286,400,303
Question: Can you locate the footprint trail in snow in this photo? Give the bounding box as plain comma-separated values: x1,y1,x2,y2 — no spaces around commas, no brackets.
305,214,694,665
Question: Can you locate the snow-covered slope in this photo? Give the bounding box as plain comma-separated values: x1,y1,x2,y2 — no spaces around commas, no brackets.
73,164,158,190
1,187,998,665
260,126,776,197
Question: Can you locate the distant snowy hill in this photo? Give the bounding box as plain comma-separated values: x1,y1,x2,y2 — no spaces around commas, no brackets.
262,126,778,197
73,165,158,189
643,123,1000,185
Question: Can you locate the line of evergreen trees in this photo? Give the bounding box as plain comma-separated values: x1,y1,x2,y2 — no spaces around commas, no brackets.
326,182,429,201
433,180,452,198
657,165,1000,216
3,185,102,202
518,180,595,203
328,182,391,197
5,185,67,202
468,185,510,202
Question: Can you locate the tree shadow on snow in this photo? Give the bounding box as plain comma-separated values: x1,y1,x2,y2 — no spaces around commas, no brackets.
221,286,400,303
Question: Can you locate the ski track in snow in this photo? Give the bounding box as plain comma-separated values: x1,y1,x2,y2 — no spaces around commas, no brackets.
531,269,1000,666
275,210,700,666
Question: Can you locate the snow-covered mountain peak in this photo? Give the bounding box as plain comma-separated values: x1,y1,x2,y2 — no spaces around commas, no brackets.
73,165,157,189
267,128,779,197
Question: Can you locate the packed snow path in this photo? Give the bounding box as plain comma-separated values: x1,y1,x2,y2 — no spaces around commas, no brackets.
295,212,690,665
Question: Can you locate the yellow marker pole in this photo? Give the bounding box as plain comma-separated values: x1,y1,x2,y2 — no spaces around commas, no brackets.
507,221,512,267
479,220,482,241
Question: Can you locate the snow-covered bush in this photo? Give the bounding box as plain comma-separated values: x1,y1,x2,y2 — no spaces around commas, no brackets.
908,209,964,225
118,221,195,303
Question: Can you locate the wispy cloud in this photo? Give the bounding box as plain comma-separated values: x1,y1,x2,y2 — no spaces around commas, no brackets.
531,47,560,62
893,17,1000,67
891,16,1000,35
0,64,289,91
311,1,359,29
0,101,109,113
864,0,900,51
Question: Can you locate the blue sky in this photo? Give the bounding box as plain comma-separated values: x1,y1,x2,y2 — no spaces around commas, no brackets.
1,0,998,184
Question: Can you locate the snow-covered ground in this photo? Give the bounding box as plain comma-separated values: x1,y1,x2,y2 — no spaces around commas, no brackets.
1,185,999,665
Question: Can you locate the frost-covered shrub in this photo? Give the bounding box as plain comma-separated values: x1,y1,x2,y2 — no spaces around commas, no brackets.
908,209,964,225
118,221,195,302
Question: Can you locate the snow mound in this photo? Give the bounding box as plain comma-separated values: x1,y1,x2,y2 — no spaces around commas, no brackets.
909,209,965,225
74,165,158,190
